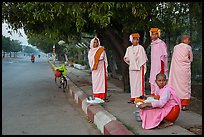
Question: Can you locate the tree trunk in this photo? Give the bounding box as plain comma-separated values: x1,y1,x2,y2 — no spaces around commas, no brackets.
106,51,116,77
96,27,130,92
168,32,171,57
143,30,151,51
111,55,117,77
121,61,130,93
122,32,130,93
138,30,144,46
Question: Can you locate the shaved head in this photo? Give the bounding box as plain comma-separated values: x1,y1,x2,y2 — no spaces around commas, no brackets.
181,35,191,43
156,73,166,80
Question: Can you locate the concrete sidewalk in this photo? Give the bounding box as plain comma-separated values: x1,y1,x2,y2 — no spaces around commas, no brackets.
49,61,202,135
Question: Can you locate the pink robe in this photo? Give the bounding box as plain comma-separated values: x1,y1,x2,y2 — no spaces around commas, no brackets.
168,43,193,100
139,85,181,129
149,38,168,94
88,38,108,98
124,44,148,98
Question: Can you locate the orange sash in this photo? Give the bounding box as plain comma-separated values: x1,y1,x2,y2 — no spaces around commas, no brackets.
92,47,104,70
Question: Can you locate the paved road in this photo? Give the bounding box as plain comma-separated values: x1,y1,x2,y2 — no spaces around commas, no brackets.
2,56,101,135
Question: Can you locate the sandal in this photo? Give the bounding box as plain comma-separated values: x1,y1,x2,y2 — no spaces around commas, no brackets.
103,98,110,102
127,101,135,104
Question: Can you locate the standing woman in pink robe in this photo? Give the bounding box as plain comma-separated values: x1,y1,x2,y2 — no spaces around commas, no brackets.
149,28,168,95
168,35,193,111
139,73,181,129
88,37,109,102
124,33,148,103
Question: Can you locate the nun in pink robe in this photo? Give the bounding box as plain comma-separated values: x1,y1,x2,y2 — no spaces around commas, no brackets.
139,84,181,130
168,41,193,109
124,33,148,102
88,37,108,100
149,38,168,95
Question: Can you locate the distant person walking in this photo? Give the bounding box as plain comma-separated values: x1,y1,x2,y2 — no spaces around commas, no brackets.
149,28,168,95
124,33,148,103
168,35,193,111
88,37,109,102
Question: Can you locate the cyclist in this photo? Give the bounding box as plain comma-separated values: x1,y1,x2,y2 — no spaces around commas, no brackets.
54,64,66,77
54,64,67,90
31,53,35,63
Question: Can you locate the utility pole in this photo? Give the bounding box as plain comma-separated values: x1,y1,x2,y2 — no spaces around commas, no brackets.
53,45,56,65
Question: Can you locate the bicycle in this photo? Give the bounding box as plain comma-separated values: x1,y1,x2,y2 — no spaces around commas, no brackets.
54,64,67,92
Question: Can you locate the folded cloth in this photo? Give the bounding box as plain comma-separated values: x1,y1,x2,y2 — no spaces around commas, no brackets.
87,97,105,104
143,97,159,103
136,102,143,108
135,97,159,108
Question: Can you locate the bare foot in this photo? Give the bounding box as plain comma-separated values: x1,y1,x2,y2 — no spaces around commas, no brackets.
182,106,188,111
158,121,174,129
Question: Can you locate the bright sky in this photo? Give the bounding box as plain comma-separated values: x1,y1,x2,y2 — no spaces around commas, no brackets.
2,22,30,46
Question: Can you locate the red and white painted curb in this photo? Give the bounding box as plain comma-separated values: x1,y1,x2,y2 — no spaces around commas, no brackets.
49,61,134,135
67,79,134,135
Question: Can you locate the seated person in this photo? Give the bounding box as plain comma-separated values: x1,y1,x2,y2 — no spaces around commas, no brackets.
138,73,181,129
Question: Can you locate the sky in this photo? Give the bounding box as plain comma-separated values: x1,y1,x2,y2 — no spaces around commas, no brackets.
2,22,31,46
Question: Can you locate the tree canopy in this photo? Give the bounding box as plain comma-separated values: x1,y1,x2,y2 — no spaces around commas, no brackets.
2,35,22,52
2,2,202,91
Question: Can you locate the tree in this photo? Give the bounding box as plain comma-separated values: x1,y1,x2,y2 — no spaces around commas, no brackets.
24,46,36,54
2,2,202,92
27,32,58,53
10,39,22,57
2,35,22,57
2,35,12,52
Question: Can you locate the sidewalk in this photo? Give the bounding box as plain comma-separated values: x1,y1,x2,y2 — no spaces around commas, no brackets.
49,61,202,135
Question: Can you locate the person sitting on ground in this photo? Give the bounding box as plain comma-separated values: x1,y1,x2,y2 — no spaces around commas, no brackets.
138,73,181,129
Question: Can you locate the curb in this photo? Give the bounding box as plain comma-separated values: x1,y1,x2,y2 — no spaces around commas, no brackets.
48,61,134,135
67,79,134,135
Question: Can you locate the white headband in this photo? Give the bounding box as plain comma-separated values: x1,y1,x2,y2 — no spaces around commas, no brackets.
129,35,133,43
